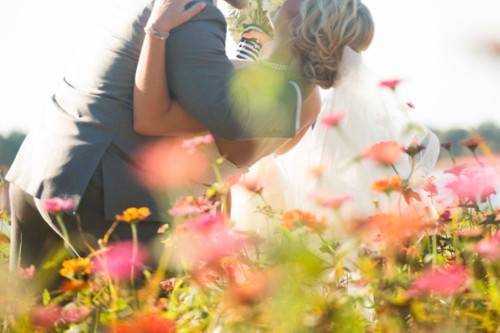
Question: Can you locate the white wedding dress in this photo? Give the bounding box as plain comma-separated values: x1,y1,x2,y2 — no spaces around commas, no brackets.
231,48,440,234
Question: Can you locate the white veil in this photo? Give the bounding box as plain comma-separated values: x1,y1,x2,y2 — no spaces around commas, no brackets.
274,47,441,218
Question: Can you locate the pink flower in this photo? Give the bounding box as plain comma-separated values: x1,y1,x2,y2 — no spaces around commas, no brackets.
61,305,91,323
178,213,226,234
472,231,500,261
310,193,352,210
168,196,219,217
480,185,497,202
174,214,246,269
363,141,403,166
182,134,215,154
137,139,210,189
93,241,148,280
423,177,438,197
379,79,402,91
42,197,74,214
444,165,469,177
406,265,469,298
321,112,345,127
18,265,36,280
445,166,498,203
240,178,264,193
31,305,62,329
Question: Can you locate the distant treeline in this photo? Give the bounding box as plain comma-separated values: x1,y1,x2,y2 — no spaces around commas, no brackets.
0,123,499,167
0,132,25,167
433,122,500,158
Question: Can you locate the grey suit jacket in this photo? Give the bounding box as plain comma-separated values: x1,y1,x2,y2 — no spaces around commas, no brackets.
6,0,300,221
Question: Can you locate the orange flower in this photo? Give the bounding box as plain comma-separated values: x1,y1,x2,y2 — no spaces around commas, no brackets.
363,141,403,166
59,258,92,280
355,210,431,247
60,280,88,292
115,207,151,223
113,313,176,333
282,209,327,233
371,175,402,193
227,270,275,305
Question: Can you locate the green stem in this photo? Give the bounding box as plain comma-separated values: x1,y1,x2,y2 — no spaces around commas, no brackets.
432,233,438,268
130,222,139,307
390,163,400,177
55,214,72,251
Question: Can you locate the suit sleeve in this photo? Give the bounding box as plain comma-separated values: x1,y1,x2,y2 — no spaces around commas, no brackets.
165,6,299,140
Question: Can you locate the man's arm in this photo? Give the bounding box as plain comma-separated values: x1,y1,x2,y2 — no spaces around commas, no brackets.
165,4,300,140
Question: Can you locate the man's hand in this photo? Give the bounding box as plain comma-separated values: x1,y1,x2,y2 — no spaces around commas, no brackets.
148,0,207,34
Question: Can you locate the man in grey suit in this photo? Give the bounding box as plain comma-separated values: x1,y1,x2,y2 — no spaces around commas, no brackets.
7,0,301,269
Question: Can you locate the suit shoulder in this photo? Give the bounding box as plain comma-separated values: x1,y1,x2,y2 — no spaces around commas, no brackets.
176,3,227,30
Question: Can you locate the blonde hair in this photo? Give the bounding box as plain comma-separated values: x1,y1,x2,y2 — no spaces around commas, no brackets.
290,0,374,88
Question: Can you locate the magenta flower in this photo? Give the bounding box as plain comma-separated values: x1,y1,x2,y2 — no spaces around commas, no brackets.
92,241,148,280
472,231,500,261
42,197,74,214
406,265,469,298
31,305,62,329
61,305,91,323
321,112,345,127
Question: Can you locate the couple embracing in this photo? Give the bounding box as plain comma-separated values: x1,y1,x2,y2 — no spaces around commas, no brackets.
7,0,437,271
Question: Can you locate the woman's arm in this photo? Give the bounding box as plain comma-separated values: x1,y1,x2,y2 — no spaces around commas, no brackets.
133,0,207,136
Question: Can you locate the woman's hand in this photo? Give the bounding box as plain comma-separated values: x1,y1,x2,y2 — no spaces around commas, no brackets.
147,0,207,33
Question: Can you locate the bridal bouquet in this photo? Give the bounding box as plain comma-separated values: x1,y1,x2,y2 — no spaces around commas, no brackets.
227,0,284,43
227,0,284,60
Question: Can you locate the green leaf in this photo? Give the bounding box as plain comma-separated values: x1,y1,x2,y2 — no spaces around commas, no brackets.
42,288,51,305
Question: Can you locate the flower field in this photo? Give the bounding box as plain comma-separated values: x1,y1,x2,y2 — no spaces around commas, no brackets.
1,108,499,332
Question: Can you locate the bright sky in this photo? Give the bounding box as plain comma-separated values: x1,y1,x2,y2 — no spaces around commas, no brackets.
1,0,499,135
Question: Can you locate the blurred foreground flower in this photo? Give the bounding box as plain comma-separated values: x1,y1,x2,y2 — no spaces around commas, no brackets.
355,209,431,247
445,165,498,203
137,139,210,189
31,305,62,329
18,265,35,280
173,213,246,269
472,231,500,261
227,270,276,305
113,312,176,333
42,197,74,214
60,304,91,324
406,265,469,298
93,241,148,280
182,133,214,154
168,195,219,217
282,209,327,233
363,141,403,166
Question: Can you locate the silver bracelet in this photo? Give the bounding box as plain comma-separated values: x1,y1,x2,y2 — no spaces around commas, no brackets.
144,25,170,40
